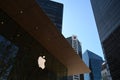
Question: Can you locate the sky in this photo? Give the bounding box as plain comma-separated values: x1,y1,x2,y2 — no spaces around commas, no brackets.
51,0,104,59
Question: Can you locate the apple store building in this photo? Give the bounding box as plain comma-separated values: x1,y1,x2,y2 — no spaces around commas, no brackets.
0,0,90,80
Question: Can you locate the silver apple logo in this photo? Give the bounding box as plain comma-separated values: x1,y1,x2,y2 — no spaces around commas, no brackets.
38,56,46,69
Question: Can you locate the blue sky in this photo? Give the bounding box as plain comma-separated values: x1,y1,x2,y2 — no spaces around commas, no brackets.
51,0,104,59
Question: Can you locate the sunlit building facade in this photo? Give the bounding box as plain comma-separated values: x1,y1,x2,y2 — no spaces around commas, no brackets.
66,36,84,80
91,0,120,79
101,62,112,80
66,36,82,58
83,50,103,80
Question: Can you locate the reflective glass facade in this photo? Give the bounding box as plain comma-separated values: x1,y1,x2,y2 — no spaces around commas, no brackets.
0,9,67,80
91,0,120,79
35,0,63,32
83,50,103,80
0,35,19,80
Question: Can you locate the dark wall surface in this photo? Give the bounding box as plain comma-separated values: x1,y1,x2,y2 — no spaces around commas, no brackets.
0,9,67,80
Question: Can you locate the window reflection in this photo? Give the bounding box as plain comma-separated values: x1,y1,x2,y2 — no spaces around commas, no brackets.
0,35,19,80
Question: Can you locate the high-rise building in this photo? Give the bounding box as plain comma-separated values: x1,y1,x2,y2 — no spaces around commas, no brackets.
0,0,90,79
35,0,63,32
83,50,103,80
66,36,82,58
90,0,120,79
66,35,84,80
101,62,112,80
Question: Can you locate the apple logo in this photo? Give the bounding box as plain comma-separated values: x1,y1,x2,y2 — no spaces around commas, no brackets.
38,56,46,69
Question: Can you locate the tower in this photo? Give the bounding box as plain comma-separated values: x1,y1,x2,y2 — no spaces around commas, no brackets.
66,35,82,57
83,50,103,80
91,0,120,79
36,0,63,32
66,35,83,80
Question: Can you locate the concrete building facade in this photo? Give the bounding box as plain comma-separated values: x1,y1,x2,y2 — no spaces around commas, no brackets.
101,62,112,80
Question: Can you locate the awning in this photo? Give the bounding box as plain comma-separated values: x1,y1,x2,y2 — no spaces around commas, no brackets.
0,0,90,75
